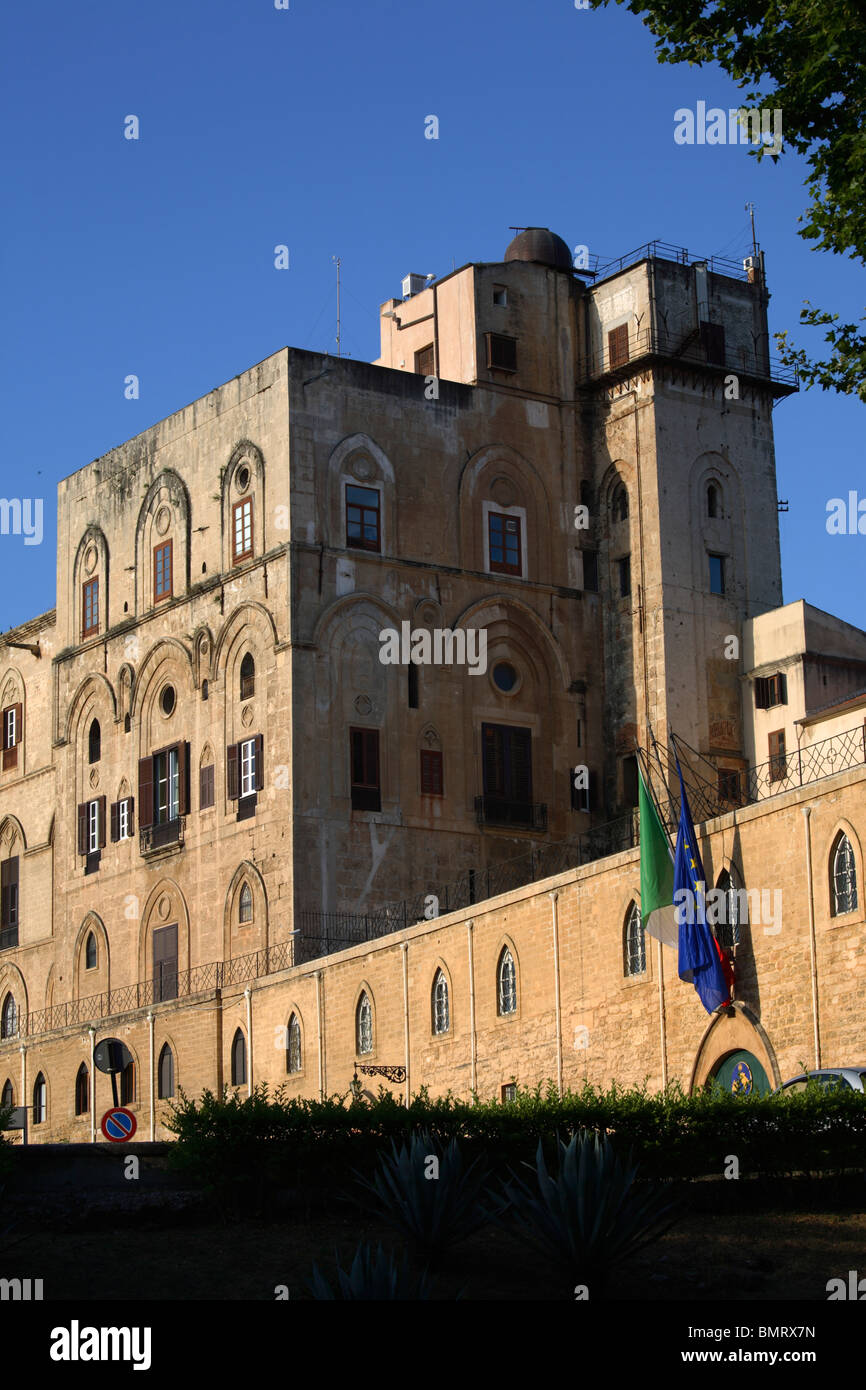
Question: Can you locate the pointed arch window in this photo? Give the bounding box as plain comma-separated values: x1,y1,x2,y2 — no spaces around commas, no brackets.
1,1079,12,1110
356,992,373,1055
497,948,517,1016
707,483,720,518
120,1060,135,1105
432,969,450,1034
612,484,629,523
715,870,742,949
231,1029,247,1085
238,882,253,925
286,1014,302,1073
158,1043,175,1099
831,833,858,916
88,719,101,764
85,931,97,970
75,1063,89,1116
1,993,17,1039
624,902,646,977
240,653,255,701
33,1072,46,1125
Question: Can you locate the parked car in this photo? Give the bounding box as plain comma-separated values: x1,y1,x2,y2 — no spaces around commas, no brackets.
776,1067,866,1094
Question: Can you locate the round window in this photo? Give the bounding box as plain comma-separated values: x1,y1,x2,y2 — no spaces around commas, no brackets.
160,685,176,717
492,662,518,693
236,464,251,493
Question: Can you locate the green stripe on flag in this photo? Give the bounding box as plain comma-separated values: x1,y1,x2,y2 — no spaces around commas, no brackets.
638,764,678,948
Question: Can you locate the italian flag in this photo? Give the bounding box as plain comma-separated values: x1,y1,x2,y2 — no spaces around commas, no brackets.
638,763,678,948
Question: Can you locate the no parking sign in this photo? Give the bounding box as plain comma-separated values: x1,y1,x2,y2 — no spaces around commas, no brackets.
101,1106,137,1142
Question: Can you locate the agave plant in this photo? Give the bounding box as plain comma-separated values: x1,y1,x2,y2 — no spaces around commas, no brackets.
308,1242,431,1300
500,1129,678,1295
354,1130,495,1266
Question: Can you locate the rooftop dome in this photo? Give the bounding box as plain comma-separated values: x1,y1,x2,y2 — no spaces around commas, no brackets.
504,227,572,271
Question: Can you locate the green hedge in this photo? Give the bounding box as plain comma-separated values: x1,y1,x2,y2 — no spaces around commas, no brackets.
164,1079,866,1210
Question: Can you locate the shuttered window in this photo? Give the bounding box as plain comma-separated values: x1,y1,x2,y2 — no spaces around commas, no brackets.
414,344,435,376
153,924,178,1003
485,333,517,372
768,730,787,783
200,764,215,809
608,324,629,369
482,724,532,804
0,858,19,930
350,729,381,812
420,749,443,796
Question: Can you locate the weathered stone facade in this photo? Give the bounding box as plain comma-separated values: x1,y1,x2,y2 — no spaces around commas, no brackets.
1,229,863,1142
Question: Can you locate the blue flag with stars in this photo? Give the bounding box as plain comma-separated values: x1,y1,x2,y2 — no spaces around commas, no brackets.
674,753,731,1014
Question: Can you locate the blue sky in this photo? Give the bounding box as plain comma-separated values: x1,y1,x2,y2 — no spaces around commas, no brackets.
1,0,863,631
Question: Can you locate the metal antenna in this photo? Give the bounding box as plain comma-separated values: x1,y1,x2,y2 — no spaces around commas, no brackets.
332,255,341,358
745,203,758,257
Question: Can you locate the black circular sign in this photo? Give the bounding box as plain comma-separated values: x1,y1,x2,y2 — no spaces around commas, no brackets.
94,1038,134,1075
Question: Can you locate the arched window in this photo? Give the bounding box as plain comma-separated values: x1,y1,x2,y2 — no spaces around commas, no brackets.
120,1060,135,1105
202,679,209,702
231,1029,246,1085
238,882,253,925
240,653,255,701
75,1062,89,1116
33,1072,46,1125
624,902,646,976
715,870,742,949
88,719,101,764
1,1079,13,1110
124,713,131,733
85,931,97,969
356,992,373,1055
611,483,629,524
432,969,449,1035
831,833,858,916
286,1014,302,1073
1,993,17,1039
158,1043,174,1099
707,483,720,518
497,948,517,1016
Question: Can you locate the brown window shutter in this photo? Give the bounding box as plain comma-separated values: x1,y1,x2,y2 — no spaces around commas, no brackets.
253,734,264,791
110,801,119,843
0,707,8,750
127,796,135,833
138,757,154,827
200,764,215,809
176,741,190,815
77,802,88,855
97,795,106,848
608,324,629,369
12,703,22,745
227,743,239,799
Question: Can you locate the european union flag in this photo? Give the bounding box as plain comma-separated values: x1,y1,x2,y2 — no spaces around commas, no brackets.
674,753,731,1014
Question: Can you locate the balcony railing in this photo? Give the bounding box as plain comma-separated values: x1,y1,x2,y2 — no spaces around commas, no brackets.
140,816,185,854
10,723,864,1043
474,796,548,831
579,324,797,392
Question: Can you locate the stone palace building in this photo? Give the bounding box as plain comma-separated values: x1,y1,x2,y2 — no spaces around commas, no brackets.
1,228,864,1139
